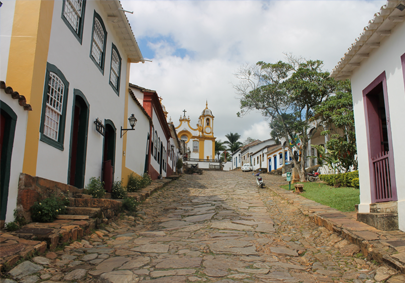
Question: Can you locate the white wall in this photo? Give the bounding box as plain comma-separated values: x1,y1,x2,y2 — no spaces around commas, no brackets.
125,94,150,177
350,21,405,230
1,92,28,223
204,139,213,159
223,161,232,171
0,0,16,81
36,1,131,185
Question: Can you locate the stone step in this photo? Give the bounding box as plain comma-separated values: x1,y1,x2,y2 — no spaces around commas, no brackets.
56,215,90,220
66,207,101,218
357,212,398,231
370,201,398,214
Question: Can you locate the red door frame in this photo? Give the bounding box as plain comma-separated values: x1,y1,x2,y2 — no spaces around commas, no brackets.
362,71,397,203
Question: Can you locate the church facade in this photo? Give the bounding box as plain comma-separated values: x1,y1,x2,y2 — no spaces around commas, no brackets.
176,103,216,161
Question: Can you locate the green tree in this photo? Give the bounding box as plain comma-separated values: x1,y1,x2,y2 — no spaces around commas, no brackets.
223,132,243,155
312,80,357,172
220,150,232,162
215,140,226,160
235,56,337,181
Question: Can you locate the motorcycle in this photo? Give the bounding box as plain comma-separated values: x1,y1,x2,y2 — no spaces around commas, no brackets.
307,171,320,182
253,171,265,188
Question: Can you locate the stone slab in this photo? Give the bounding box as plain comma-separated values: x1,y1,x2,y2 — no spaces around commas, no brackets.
131,244,169,253
155,257,202,269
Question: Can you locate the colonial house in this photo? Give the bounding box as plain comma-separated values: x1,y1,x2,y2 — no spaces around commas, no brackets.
240,140,262,166
331,0,405,231
0,0,145,225
232,148,242,170
168,123,182,175
252,144,280,172
121,89,152,184
240,139,276,166
129,84,171,180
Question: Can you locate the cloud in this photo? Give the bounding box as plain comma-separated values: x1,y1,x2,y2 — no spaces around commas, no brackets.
239,121,272,142
125,0,385,141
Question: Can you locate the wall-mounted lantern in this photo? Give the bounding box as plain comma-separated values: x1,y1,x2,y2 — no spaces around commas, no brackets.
94,118,105,136
120,114,137,138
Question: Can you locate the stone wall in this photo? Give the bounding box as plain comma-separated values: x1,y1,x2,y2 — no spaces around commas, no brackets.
17,173,81,223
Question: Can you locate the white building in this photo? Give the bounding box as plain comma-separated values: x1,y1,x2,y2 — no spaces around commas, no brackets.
129,84,172,180
0,0,144,224
331,0,405,231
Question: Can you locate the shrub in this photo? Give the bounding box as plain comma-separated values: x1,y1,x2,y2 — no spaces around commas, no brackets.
320,171,359,188
112,180,127,199
352,178,360,189
176,158,183,171
5,221,20,231
86,177,105,198
30,195,69,223
140,173,152,188
122,197,139,212
127,173,142,192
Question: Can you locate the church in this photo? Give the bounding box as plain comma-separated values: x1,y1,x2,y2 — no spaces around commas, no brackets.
175,103,216,161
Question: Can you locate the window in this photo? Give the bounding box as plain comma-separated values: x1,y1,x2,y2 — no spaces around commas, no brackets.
158,137,161,162
109,44,121,93
206,118,210,126
154,131,157,160
40,63,70,150
90,11,107,72
62,0,86,43
193,140,199,152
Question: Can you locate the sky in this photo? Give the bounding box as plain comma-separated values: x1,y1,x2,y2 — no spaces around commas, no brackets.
123,0,386,144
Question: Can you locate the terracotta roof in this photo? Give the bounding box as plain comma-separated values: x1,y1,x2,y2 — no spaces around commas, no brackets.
129,83,156,94
0,81,32,111
240,140,262,153
128,88,152,123
252,143,281,156
331,0,405,80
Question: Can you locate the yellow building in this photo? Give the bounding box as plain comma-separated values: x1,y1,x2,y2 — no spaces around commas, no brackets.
175,102,216,160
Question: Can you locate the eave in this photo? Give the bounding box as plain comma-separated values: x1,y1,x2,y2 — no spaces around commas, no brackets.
331,0,405,80
99,0,144,63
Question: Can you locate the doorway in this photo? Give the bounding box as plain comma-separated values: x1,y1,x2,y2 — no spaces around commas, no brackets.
68,90,89,188
103,120,116,192
0,102,17,223
364,73,397,203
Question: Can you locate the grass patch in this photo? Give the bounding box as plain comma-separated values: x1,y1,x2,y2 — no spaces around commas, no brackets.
280,182,359,212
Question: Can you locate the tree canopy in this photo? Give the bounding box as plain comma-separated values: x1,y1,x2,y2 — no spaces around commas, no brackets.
235,56,338,181
312,80,357,172
223,132,243,155
215,140,226,160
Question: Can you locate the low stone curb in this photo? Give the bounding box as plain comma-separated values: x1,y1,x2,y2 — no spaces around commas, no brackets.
268,185,405,273
127,178,173,202
0,176,179,273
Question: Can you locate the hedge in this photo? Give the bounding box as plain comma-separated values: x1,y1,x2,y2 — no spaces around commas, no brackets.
320,171,359,188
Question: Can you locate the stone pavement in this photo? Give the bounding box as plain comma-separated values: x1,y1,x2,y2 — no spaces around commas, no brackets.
2,171,405,282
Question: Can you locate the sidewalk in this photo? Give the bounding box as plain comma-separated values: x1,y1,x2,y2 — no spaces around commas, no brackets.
268,184,405,273
0,177,174,273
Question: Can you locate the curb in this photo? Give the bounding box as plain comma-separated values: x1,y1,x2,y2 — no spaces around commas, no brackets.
268,185,405,273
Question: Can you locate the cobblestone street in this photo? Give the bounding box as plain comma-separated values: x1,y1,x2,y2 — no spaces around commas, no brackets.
4,171,401,283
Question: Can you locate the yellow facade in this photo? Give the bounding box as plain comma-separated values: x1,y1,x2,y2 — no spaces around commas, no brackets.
6,0,55,176
176,102,216,159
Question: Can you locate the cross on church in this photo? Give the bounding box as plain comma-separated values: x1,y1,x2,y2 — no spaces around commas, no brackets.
183,109,187,117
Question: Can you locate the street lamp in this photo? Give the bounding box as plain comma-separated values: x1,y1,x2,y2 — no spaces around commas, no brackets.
120,114,137,138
